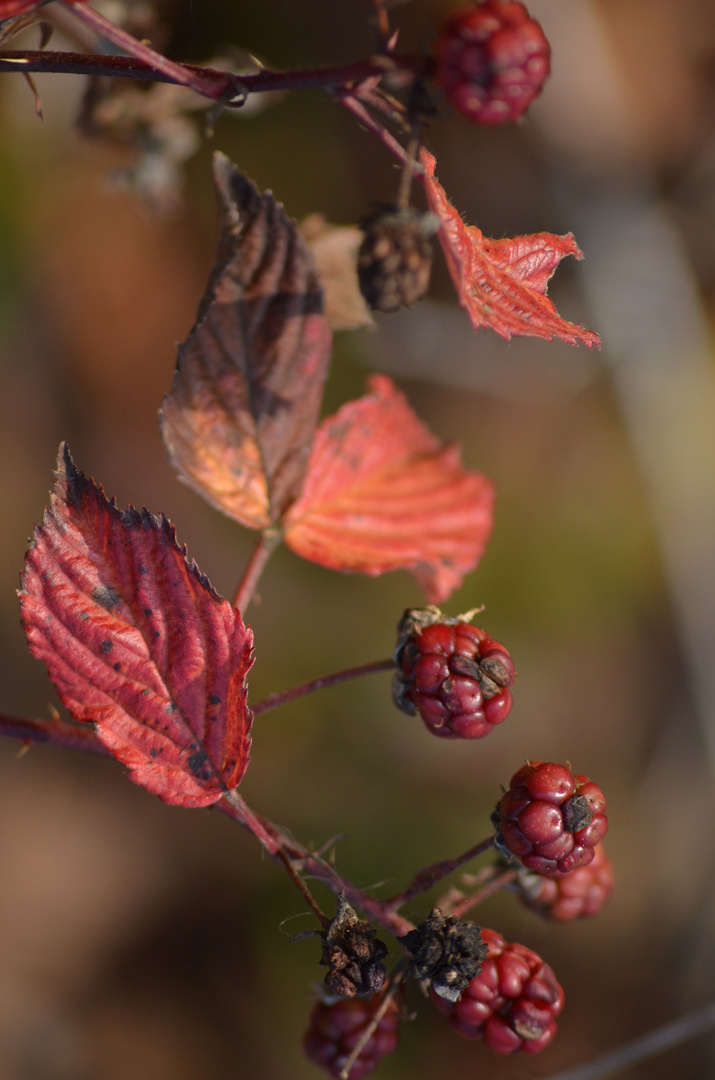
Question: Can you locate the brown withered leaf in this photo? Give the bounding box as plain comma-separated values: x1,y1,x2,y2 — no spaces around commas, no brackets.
160,153,333,529
301,214,375,331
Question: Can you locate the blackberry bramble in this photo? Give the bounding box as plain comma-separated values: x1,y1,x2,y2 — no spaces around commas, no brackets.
435,1,551,125
494,761,608,876
303,994,401,1079
431,928,563,1053
392,607,516,739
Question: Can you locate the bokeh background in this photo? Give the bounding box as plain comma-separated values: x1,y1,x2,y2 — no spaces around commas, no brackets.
0,0,714,1077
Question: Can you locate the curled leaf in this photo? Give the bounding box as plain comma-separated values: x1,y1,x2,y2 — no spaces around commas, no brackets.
300,214,375,331
160,153,333,530
20,444,254,808
421,149,600,348
283,376,494,602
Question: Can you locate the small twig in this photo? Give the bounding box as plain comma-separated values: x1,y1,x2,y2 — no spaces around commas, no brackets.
395,129,420,210
232,529,281,613
0,712,108,756
252,659,395,717
276,849,330,929
338,964,406,1080
451,866,516,919
340,92,417,167
542,1000,715,1080
384,835,496,910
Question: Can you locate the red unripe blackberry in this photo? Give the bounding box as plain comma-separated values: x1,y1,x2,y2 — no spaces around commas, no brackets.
435,1,551,125
517,843,615,921
494,761,608,877
392,607,516,739
303,994,400,1079
432,927,563,1053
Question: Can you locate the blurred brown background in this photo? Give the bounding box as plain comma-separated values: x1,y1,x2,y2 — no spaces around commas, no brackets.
0,0,714,1077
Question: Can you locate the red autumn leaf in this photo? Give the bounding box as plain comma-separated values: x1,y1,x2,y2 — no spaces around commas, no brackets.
160,152,333,530
20,444,254,809
420,149,601,348
283,375,494,603
0,0,46,17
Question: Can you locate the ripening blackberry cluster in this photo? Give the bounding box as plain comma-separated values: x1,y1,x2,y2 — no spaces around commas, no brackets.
301,3,612,1074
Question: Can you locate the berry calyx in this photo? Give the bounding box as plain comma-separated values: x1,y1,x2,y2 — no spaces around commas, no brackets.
431,927,563,1053
435,1,551,125
392,606,516,739
303,994,401,1079
516,843,615,921
493,761,608,877
357,207,436,313
399,908,488,1002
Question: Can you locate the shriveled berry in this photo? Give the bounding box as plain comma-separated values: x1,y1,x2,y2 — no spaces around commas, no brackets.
516,843,615,921
358,207,436,313
392,607,516,739
432,928,563,1053
303,994,400,1079
320,895,388,998
493,761,608,877
399,908,488,1002
435,1,551,125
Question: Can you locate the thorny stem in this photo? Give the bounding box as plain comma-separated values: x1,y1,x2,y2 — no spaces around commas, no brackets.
62,1,241,101
0,49,426,96
252,659,395,717
232,529,281,613
216,792,413,936
542,999,715,1080
383,834,496,911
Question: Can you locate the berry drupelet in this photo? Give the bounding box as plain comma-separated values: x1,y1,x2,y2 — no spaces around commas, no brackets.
392,607,516,739
432,927,563,1053
303,994,401,1079
493,761,608,877
435,1,551,125
516,842,615,921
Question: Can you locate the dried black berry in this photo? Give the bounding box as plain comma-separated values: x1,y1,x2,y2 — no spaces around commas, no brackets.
319,894,388,998
399,908,487,1002
357,207,437,313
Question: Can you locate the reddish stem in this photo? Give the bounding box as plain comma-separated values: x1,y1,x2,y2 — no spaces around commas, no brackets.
252,658,395,717
232,530,281,613
340,92,417,167
61,1,240,100
383,834,496,910
451,866,516,919
0,712,108,755
276,848,330,929
216,791,412,936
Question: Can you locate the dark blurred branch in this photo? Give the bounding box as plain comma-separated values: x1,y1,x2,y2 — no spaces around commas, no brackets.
0,712,107,755
0,49,424,96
